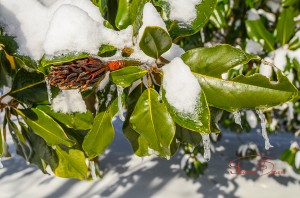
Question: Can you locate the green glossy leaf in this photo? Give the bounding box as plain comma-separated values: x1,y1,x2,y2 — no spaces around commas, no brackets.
275,7,295,46
289,34,300,50
282,0,299,6
129,0,150,35
40,52,89,67
9,68,50,104
123,83,150,157
154,0,217,38
115,0,131,29
175,125,202,146
110,66,148,87
0,35,18,54
210,0,230,28
162,88,210,134
54,146,88,180
245,20,275,52
139,26,172,59
83,99,118,159
16,108,75,147
130,88,175,157
98,44,117,57
182,44,260,78
37,105,94,130
194,70,298,112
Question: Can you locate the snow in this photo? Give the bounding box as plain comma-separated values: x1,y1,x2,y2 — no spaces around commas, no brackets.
260,57,273,78
162,44,185,61
162,57,201,114
247,9,260,21
257,9,276,22
246,110,258,128
51,89,87,113
89,161,97,180
266,0,281,13
245,40,263,54
274,46,288,71
168,0,202,24
97,71,110,91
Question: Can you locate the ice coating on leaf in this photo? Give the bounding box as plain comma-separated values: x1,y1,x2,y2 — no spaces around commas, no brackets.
117,86,125,121
52,89,87,113
0,158,3,169
246,110,257,128
201,134,211,161
162,57,201,114
46,78,52,104
233,111,242,128
168,0,202,23
89,161,97,180
256,110,273,150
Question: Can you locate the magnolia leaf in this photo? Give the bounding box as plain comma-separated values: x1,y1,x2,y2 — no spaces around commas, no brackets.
129,88,175,157
83,99,118,159
123,83,150,157
182,44,259,78
175,125,202,146
275,7,295,46
129,0,150,35
37,105,94,130
110,66,148,87
162,88,210,134
245,20,275,52
154,0,217,38
139,26,172,59
115,0,131,29
40,52,89,67
54,146,88,180
194,70,298,112
16,108,75,147
98,44,117,57
9,68,50,104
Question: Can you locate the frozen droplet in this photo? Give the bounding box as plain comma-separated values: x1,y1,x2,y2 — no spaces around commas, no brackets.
246,110,257,128
46,78,52,104
256,110,273,150
201,134,211,161
287,102,294,122
0,158,3,169
89,161,97,180
117,86,125,121
295,151,300,169
233,111,242,128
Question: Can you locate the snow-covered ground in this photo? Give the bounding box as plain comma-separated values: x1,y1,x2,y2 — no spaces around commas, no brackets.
1,118,300,198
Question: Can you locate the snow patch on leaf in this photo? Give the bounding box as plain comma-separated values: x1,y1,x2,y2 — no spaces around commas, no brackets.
162,57,201,114
168,0,202,24
52,89,87,113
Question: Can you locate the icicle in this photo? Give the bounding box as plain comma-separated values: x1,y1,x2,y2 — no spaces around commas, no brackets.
287,102,294,122
45,78,52,104
117,86,125,121
0,158,3,169
256,110,273,150
233,111,242,128
89,161,97,180
201,134,211,161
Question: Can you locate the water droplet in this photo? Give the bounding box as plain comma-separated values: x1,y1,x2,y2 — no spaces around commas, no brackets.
256,110,273,150
89,161,97,180
117,86,125,121
201,134,211,161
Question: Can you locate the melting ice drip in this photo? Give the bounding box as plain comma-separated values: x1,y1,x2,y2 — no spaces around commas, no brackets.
0,158,3,169
256,110,273,150
89,161,97,180
233,111,242,128
46,78,52,104
201,134,211,161
117,86,125,121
